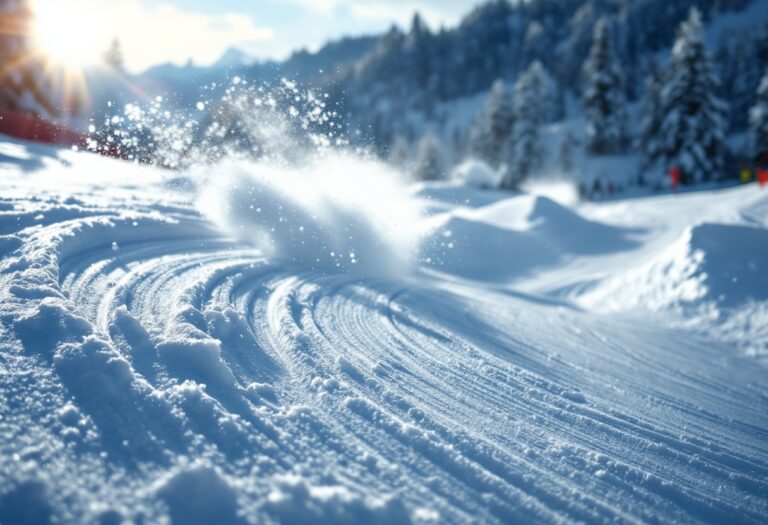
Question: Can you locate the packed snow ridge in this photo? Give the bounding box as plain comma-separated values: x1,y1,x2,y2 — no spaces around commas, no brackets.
0,140,767,524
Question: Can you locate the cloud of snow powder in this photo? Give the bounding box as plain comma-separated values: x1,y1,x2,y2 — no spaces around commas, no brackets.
99,76,424,278
197,154,424,277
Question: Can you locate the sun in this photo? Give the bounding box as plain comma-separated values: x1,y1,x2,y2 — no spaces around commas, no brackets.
31,0,100,68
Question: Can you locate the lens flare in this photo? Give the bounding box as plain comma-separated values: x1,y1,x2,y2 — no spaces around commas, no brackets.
32,0,98,68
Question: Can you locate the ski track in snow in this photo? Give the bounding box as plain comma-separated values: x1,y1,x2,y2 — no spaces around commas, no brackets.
0,144,767,524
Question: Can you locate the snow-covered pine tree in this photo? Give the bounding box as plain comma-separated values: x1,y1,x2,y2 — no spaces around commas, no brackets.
581,17,627,155
0,0,58,118
750,67,768,159
414,133,446,181
469,79,514,167
656,8,728,183
502,61,545,189
639,66,663,170
534,63,561,123
523,21,548,68
558,4,599,94
404,12,434,112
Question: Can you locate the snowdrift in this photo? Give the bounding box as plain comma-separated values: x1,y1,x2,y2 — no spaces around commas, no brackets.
582,222,768,312
578,216,768,363
423,193,638,281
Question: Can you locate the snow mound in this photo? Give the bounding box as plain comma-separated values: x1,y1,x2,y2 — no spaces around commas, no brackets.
198,155,423,277
451,159,499,189
424,194,637,281
582,222,768,312
157,466,244,525
466,195,637,253
263,474,411,525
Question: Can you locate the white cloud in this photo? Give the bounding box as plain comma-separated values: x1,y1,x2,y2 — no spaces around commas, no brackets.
32,0,273,72
31,0,479,72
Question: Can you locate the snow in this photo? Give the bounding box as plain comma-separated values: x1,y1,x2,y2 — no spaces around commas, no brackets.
196,155,421,277
0,136,767,524
450,159,499,189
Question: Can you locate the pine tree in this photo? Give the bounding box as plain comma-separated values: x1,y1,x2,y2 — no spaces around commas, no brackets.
639,66,663,169
469,79,514,167
0,0,58,118
502,61,545,189
103,39,125,72
718,34,763,131
750,67,768,159
581,17,627,155
558,4,599,93
533,63,561,123
414,133,446,181
656,8,728,183
523,21,548,67
405,12,433,110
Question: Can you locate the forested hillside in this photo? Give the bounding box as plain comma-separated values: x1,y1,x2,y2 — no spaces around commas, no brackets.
21,0,768,192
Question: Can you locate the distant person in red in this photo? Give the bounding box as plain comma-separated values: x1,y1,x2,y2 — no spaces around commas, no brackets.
758,168,768,188
669,166,681,192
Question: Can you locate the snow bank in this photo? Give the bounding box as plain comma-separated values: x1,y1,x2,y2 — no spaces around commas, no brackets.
578,219,768,360
468,195,638,254
263,474,411,525
197,154,423,277
423,194,637,281
157,466,243,525
583,222,768,312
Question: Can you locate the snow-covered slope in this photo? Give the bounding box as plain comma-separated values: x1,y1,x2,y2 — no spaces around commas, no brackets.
0,139,767,524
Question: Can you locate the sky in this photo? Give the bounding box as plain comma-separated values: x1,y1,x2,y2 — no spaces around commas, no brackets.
31,0,481,73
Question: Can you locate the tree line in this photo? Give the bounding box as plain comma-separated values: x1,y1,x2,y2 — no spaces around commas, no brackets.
399,7,768,192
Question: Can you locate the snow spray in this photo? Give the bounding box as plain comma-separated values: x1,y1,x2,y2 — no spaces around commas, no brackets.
88,77,425,277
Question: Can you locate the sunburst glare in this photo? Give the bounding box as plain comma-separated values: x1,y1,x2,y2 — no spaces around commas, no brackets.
32,0,99,68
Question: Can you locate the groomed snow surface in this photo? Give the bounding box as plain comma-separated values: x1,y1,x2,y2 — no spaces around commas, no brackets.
0,139,767,524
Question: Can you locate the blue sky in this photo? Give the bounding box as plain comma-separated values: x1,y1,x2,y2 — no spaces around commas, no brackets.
147,0,479,64
160,0,477,53
33,0,481,72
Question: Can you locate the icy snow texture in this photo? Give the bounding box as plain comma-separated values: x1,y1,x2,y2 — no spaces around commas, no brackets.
0,139,766,524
